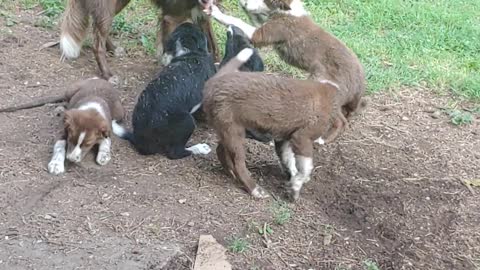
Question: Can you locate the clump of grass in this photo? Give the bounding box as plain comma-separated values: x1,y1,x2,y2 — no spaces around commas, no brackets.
363,259,380,270
271,201,292,225
228,237,249,253
445,109,474,125
39,0,65,18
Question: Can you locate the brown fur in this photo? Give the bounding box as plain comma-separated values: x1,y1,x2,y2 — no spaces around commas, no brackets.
62,78,124,155
217,0,366,118
60,0,219,80
203,71,347,198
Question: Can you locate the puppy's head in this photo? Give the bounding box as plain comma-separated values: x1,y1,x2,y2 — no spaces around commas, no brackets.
220,25,264,72
64,109,110,163
163,22,208,59
240,0,304,25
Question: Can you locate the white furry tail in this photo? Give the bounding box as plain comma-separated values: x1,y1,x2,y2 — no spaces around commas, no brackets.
215,48,254,78
59,0,89,59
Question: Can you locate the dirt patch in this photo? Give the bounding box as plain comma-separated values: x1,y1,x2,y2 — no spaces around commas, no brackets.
1,10,480,270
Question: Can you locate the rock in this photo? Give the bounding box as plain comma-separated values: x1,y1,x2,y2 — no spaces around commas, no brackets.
178,199,187,204
188,221,195,227
431,111,442,119
194,235,232,270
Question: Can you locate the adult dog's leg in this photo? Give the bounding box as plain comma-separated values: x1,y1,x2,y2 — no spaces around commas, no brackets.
92,9,114,80
216,143,235,179
48,139,67,175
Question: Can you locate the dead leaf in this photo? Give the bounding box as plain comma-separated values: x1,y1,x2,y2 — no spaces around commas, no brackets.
40,41,60,51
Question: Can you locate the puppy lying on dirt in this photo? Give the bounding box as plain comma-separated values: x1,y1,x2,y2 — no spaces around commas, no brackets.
203,48,347,200
211,0,366,119
220,25,272,143
41,78,124,175
113,22,216,159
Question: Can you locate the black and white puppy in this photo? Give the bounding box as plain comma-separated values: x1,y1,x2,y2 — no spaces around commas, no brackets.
113,22,216,159
220,25,272,143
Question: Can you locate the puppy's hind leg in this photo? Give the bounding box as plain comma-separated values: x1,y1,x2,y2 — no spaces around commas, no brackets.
274,140,298,179
288,133,315,201
165,113,210,159
48,139,67,175
96,137,112,165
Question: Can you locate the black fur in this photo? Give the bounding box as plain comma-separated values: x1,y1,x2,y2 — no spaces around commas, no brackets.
117,23,216,159
220,25,272,143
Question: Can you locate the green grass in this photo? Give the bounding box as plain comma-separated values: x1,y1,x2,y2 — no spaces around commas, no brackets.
270,201,292,225
227,237,249,253
363,259,381,270
18,0,480,99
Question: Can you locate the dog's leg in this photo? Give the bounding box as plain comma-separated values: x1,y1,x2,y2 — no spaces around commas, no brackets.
211,5,257,39
92,14,114,82
324,113,348,144
48,140,67,175
216,143,236,179
96,137,112,165
288,133,314,201
199,17,220,62
274,140,297,179
222,128,269,199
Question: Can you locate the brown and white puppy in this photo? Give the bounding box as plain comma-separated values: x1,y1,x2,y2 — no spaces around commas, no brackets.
60,0,218,82
203,48,347,200
47,78,125,175
211,0,366,119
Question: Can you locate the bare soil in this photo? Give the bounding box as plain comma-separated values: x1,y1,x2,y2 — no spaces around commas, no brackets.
1,9,479,270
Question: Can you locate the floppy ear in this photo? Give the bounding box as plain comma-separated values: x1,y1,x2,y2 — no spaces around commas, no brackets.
98,121,111,138
266,0,291,10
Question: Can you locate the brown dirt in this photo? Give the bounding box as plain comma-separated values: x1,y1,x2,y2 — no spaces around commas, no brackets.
1,9,480,270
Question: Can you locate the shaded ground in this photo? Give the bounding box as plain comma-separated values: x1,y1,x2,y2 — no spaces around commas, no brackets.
1,10,479,270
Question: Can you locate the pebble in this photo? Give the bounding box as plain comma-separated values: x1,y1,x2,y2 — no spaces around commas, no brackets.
188,221,195,227
178,199,187,204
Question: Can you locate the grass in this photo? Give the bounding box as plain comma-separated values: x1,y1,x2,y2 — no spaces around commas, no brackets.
227,237,249,253
16,0,480,99
270,201,292,225
363,259,381,270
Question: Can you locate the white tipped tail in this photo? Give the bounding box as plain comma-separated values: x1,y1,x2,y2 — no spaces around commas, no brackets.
112,120,127,138
60,34,81,59
215,48,254,78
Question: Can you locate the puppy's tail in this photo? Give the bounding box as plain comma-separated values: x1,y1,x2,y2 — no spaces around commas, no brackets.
215,48,254,78
112,120,136,144
0,95,67,113
60,0,89,59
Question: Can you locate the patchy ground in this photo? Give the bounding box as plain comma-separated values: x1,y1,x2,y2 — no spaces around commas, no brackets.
1,10,480,270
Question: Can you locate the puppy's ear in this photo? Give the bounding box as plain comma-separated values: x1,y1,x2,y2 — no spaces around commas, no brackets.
266,0,291,10
98,121,111,138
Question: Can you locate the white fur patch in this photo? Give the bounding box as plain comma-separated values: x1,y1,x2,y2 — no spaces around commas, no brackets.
240,0,269,13
211,5,257,39
186,143,211,155
48,140,67,175
112,120,127,138
66,131,85,163
175,40,190,57
284,0,309,17
60,34,81,59
314,137,325,145
190,103,202,114
288,155,313,200
281,142,298,177
161,53,174,66
96,137,112,166
251,185,269,199
319,79,340,89
227,25,234,35
78,102,107,120
237,48,254,62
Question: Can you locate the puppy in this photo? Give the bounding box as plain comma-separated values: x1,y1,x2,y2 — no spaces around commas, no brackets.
112,22,216,159
203,48,347,200
219,25,272,143
211,0,366,119
60,0,217,81
48,78,125,175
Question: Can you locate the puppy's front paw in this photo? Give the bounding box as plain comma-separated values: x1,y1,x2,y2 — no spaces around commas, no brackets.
187,143,211,155
251,186,269,199
160,53,173,66
48,160,65,175
96,151,111,166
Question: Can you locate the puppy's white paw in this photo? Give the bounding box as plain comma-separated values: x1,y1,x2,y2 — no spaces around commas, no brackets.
108,75,120,85
96,151,111,166
187,143,211,155
160,53,173,66
251,186,269,199
48,160,65,175
114,46,126,57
